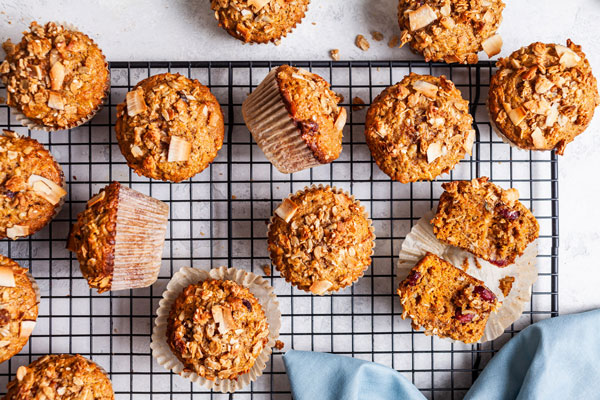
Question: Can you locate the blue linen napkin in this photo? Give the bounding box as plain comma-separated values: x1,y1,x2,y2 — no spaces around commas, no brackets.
283,309,600,400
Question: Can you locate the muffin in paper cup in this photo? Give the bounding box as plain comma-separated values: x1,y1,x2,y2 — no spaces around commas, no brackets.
67,181,169,293
1,21,110,132
267,184,375,295
242,65,346,174
397,210,538,343
151,266,281,393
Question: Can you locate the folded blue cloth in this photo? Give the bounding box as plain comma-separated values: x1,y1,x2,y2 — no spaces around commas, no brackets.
283,309,600,400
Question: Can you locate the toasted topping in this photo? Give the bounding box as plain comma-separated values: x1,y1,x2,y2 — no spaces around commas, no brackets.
412,80,438,98
167,136,192,163
545,104,559,127
47,92,65,110
274,198,299,223
126,88,147,117
28,175,66,206
465,130,476,156
555,44,581,68
440,16,455,29
334,107,347,132
86,191,106,207
506,106,527,126
502,188,520,206
212,305,236,334
408,4,438,31
248,0,271,11
535,76,554,94
16,365,27,381
19,320,36,338
2,129,18,138
355,35,370,51
0,267,16,287
371,31,384,42
130,145,144,158
531,127,546,148
6,225,29,240
309,280,333,295
426,141,447,163
482,34,502,58
330,49,340,61
49,61,66,91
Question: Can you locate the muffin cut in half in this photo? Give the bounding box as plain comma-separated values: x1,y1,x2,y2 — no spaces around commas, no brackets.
67,181,169,293
398,253,500,343
431,177,539,267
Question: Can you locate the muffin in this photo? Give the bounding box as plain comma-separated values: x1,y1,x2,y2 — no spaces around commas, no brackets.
210,0,310,44
4,354,114,399
0,255,39,363
115,73,224,182
431,177,539,267
0,21,109,131
398,0,505,64
0,130,67,240
242,65,346,174
67,181,169,293
267,186,375,295
365,73,475,183
488,40,600,155
398,253,499,344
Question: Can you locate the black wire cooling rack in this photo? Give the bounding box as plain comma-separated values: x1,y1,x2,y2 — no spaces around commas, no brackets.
0,61,559,399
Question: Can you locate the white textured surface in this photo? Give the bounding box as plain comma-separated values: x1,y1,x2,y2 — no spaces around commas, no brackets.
0,0,599,315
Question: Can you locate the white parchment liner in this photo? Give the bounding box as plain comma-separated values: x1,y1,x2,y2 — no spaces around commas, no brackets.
397,209,538,343
151,266,281,393
266,184,376,295
9,22,110,132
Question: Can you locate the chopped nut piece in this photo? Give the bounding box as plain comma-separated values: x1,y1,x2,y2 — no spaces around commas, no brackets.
555,44,581,68
167,136,192,163
262,265,271,276
47,92,65,110
531,127,546,148
126,88,147,117
482,34,503,58
371,31,384,41
440,16,455,30
388,35,399,48
334,107,347,132
426,141,447,163
355,35,370,51
274,198,299,223
19,320,36,338
6,225,29,240
330,49,340,61
412,80,438,98
49,61,66,90
0,267,16,287
507,106,527,126
28,174,67,206
352,96,366,111
408,4,438,31
309,279,333,295
274,340,284,350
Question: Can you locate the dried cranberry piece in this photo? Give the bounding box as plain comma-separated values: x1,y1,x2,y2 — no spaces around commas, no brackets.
0,309,10,326
405,271,421,286
490,258,509,267
454,309,474,323
242,299,252,312
2,190,16,199
496,204,521,221
473,285,496,302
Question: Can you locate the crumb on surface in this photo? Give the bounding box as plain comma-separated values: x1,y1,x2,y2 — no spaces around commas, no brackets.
355,35,370,51
388,35,399,48
461,257,469,271
499,275,515,297
262,265,272,276
371,31,384,41
352,96,366,111
330,49,340,61
275,340,284,350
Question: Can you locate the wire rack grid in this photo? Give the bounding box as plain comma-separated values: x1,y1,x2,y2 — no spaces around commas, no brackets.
0,60,558,399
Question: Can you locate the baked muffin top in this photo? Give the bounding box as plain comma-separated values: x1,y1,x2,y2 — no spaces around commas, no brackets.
398,0,505,64
0,21,109,130
276,65,346,164
67,182,120,293
365,73,475,183
0,255,39,364
211,0,310,44
115,73,225,182
166,279,269,381
268,186,374,295
489,40,600,155
5,354,114,400
0,130,66,240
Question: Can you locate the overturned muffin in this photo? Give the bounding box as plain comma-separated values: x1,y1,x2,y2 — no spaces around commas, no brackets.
67,181,169,293
488,40,599,155
431,177,539,267
398,253,499,343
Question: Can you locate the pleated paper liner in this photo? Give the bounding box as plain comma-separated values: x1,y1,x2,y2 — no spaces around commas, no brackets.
397,209,539,344
109,185,169,291
151,266,281,393
267,184,376,295
242,68,323,174
10,22,110,132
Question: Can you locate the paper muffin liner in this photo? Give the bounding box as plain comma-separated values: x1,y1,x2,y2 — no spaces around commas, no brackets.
110,186,169,291
151,266,281,393
267,184,376,295
11,22,110,132
397,209,539,344
242,68,322,174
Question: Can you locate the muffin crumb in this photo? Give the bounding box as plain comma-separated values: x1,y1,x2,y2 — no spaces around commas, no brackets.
499,276,515,297
355,35,370,51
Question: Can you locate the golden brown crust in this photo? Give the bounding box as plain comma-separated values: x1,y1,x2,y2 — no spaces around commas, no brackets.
489,40,600,155
276,65,345,163
398,0,505,64
166,279,269,381
431,177,539,267
0,130,66,240
115,73,224,182
211,0,310,44
365,73,474,183
4,354,114,399
67,182,119,293
0,21,109,130
398,253,499,343
0,255,38,364
267,186,375,294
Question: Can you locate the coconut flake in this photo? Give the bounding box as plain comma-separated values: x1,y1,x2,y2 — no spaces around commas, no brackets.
47,92,65,110
167,136,191,162
412,80,438,98
248,0,270,11
426,141,447,163
28,174,66,206
126,89,147,117
464,130,476,156
506,106,527,126
20,320,36,338
535,76,554,94
555,45,581,68
6,225,29,240
408,4,438,31
310,280,333,295
531,127,546,148
334,107,347,132
50,61,65,91
87,191,106,207
0,267,16,287
274,198,299,223
482,34,503,58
